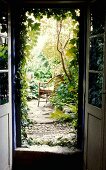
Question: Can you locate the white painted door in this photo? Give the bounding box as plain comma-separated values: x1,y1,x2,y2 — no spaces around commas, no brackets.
0,3,12,170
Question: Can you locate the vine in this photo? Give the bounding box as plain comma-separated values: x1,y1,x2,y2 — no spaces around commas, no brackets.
17,8,80,145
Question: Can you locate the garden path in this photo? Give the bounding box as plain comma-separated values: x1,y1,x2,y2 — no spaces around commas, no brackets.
25,99,77,149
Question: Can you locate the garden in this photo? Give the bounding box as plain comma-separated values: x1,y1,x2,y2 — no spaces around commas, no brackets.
17,8,80,148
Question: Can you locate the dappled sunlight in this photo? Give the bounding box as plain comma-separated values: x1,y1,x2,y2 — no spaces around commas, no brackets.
23,99,77,148
19,8,80,149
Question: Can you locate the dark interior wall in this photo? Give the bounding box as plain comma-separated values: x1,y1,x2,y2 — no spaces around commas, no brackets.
12,150,83,170
6,0,93,9
7,0,92,3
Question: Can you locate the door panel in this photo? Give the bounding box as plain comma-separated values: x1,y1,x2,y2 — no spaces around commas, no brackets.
0,2,12,170
0,73,10,170
87,114,102,170
0,111,9,170
84,3,105,170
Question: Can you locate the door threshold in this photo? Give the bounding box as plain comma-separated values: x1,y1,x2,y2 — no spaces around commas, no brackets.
15,145,81,154
13,146,83,170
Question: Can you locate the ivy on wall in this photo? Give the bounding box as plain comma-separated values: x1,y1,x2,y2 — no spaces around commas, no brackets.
16,7,80,145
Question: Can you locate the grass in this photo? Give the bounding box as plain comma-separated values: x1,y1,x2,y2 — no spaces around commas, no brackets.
50,108,74,123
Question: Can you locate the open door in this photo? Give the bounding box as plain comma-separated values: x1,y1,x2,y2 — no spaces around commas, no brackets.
0,2,12,170
84,3,106,170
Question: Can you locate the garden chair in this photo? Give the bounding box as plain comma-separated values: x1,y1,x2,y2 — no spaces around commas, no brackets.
37,78,54,106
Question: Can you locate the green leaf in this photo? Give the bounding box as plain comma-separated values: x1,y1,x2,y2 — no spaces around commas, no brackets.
69,38,76,45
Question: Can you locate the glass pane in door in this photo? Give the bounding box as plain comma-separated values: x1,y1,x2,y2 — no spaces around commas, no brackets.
89,36,104,71
88,73,103,108
90,7,105,35
0,72,8,104
0,2,8,105
0,43,8,69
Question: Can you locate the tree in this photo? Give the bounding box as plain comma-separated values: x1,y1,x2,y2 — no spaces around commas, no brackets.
18,8,80,143
56,18,71,82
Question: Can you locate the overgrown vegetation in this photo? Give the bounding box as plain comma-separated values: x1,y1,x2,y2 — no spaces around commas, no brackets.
17,8,80,147
25,135,77,149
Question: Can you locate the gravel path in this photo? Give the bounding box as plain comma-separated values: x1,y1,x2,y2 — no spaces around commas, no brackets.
25,99,77,147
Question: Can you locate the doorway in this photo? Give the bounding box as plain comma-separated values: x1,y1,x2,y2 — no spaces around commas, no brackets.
14,6,84,152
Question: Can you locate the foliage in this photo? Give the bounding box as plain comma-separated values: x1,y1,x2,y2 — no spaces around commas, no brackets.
27,80,38,100
50,108,73,122
27,53,52,99
33,53,52,81
18,8,80,145
50,107,78,128
0,44,8,105
27,136,77,148
0,44,8,69
16,10,41,144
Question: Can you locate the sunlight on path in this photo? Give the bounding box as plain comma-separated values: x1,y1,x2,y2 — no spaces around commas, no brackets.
27,99,55,123
25,99,77,148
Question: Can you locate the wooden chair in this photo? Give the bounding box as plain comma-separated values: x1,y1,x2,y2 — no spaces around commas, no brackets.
37,78,54,106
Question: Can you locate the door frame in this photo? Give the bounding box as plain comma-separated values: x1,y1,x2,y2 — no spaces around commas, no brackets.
8,4,13,170
12,0,88,153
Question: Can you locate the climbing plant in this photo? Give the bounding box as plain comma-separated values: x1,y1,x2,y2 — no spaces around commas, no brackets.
16,8,80,145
